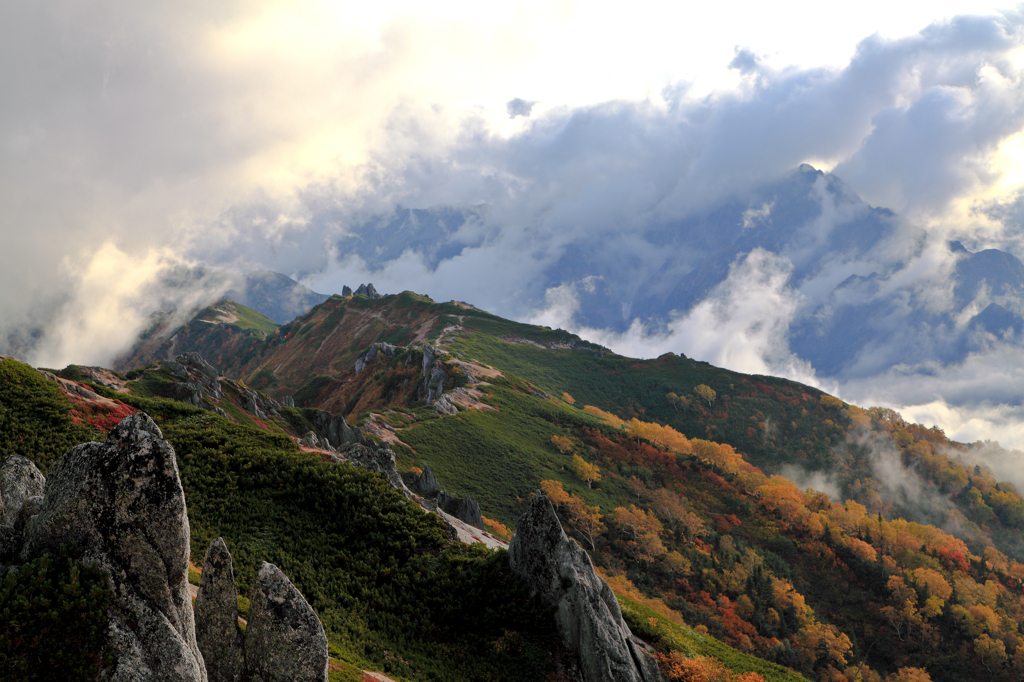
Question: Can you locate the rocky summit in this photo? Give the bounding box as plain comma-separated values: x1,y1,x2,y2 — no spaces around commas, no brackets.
509,494,663,682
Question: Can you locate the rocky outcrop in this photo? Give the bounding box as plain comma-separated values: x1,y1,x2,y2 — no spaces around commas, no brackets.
336,442,413,497
419,346,447,404
298,431,335,452
341,285,353,297
245,562,329,682
355,342,397,373
508,495,663,682
195,538,244,682
411,464,441,496
311,411,363,449
282,395,295,408
164,352,229,417
167,352,223,400
432,392,458,415
436,490,484,530
412,465,483,530
354,283,381,299
21,412,207,682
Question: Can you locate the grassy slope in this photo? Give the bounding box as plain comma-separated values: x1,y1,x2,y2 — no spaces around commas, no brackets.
195,299,280,334
448,314,848,473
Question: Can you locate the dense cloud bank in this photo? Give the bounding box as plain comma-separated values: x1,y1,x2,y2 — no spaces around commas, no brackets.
3,6,1024,447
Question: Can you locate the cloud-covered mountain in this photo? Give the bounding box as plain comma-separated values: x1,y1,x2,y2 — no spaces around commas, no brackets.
302,163,1024,448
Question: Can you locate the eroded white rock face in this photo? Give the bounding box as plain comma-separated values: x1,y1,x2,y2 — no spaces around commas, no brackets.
195,537,244,682
245,562,328,682
22,412,207,682
508,495,663,682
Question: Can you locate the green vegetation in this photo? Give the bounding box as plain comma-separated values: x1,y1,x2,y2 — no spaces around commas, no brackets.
0,358,101,473
0,547,112,682
194,299,280,335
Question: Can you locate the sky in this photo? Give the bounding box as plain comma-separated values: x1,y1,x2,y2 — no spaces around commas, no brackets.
3,1,1024,447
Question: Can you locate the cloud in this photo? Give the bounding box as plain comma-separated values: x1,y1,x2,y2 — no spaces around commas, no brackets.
506,98,537,118
3,2,1024,461
530,249,823,387
729,48,760,75
27,244,237,370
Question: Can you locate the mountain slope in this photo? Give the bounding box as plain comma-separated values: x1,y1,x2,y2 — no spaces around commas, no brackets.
110,288,1024,681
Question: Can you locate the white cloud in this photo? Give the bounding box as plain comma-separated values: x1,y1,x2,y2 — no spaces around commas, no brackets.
531,249,824,388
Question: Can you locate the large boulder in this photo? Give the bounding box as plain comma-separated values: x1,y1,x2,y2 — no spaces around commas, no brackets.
195,538,244,682
21,412,207,682
244,562,328,682
508,495,662,682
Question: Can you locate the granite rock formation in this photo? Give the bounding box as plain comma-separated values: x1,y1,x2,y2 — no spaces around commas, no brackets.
436,489,484,530
419,346,447,404
411,464,441,496
354,283,382,299
21,412,207,682
355,342,397,373
336,441,413,497
244,562,329,682
508,494,662,682
195,538,245,682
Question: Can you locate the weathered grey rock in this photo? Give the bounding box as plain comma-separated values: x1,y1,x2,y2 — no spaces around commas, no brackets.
411,464,441,496
336,442,413,497
0,455,45,529
195,538,244,682
298,431,323,449
432,393,458,415
508,495,663,682
22,412,207,682
282,395,295,408
175,379,206,407
311,411,362,449
355,342,397,373
439,492,484,530
419,346,447,404
242,387,267,419
341,285,352,297
176,353,222,398
245,562,328,682
353,283,381,299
